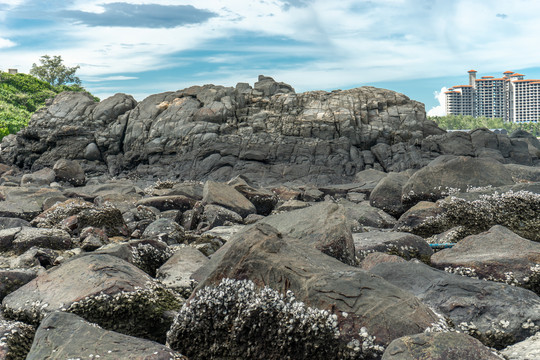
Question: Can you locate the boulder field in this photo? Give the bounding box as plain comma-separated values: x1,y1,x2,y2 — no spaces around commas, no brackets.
0,76,539,359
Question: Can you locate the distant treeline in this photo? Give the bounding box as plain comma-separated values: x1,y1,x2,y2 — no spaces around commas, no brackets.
428,115,540,136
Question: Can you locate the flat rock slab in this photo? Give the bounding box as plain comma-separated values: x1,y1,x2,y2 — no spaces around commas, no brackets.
353,230,432,262
0,226,72,254
259,202,355,265
193,223,440,347
0,319,35,360
370,261,540,349
202,181,256,218
26,312,187,360
382,331,504,360
156,247,208,296
2,254,181,342
136,195,196,212
431,225,540,291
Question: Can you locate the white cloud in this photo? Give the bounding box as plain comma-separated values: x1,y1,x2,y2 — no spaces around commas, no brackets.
85,75,138,82
427,87,448,117
0,37,15,48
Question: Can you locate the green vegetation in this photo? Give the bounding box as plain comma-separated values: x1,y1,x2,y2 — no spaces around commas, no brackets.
30,55,81,86
0,71,96,140
429,115,540,136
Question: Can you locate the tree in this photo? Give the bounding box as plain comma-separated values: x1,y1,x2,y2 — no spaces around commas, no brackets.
30,55,81,86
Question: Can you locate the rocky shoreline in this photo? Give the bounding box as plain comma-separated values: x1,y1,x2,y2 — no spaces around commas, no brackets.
0,77,539,359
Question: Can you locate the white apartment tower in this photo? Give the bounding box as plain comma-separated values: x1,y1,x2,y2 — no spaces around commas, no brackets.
445,70,540,122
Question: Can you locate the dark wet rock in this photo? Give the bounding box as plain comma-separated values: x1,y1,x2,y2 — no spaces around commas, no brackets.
369,172,408,217
353,230,432,263
0,217,30,230
202,181,256,218
259,202,355,265
83,142,101,161
354,168,388,192
382,331,504,360
0,268,37,301
192,223,440,349
53,159,86,186
31,198,127,237
80,227,109,252
156,247,208,296
142,218,185,245
401,156,515,208
228,178,278,215
26,312,187,360
20,167,55,187
339,200,397,231
202,204,243,228
10,227,72,254
370,261,540,348
431,225,540,292
0,319,35,360
301,185,325,202
505,163,540,182
136,195,196,212
2,254,181,342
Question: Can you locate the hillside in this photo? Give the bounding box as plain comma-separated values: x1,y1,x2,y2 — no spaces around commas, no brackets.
0,71,95,140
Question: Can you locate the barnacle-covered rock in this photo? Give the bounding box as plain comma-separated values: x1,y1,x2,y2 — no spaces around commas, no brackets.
381,331,504,360
167,278,384,360
192,223,441,348
432,225,540,293
353,230,432,263
502,331,540,360
0,268,37,301
0,318,35,360
1,254,182,342
30,198,127,237
397,187,540,241
94,239,173,278
370,261,540,349
27,312,187,360
142,218,185,245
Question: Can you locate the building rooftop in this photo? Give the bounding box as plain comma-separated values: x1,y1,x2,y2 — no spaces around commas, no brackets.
453,85,472,87
511,73,525,77
468,70,477,73
503,71,514,74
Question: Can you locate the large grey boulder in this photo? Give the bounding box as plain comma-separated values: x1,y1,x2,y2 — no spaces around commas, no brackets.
26,312,186,360
382,331,504,360
192,223,441,349
53,159,86,186
259,202,356,265
369,172,408,217
2,254,182,342
339,200,397,231
401,155,515,207
431,225,540,292
370,261,540,348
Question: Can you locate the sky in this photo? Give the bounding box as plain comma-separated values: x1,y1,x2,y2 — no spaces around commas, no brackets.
2,0,540,116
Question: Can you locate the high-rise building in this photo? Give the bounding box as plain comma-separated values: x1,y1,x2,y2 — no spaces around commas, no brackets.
445,70,539,123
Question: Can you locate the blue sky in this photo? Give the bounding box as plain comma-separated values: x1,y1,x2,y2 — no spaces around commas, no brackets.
2,0,540,115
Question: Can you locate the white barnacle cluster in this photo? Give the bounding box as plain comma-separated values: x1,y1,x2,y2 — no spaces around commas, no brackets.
424,307,452,333
167,278,382,359
444,266,479,279
466,185,493,193
66,281,182,338
130,242,173,276
0,319,35,357
457,322,480,337
521,318,539,332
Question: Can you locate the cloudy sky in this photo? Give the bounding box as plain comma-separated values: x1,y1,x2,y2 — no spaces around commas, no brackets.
2,0,540,115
